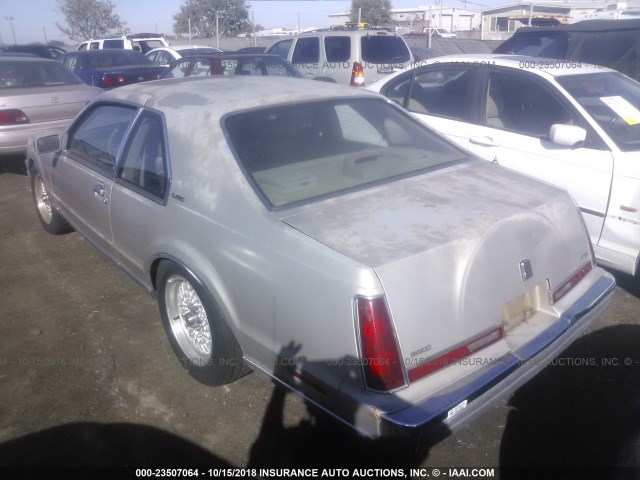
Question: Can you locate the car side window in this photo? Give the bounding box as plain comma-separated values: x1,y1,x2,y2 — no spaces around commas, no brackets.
292,37,320,64
325,36,350,62
117,111,168,200
267,39,293,59
65,56,79,72
386,67,473,120
485,71,577,137
574,31,640,79
157,51,173,67
67,104,138,177
168,60,192,78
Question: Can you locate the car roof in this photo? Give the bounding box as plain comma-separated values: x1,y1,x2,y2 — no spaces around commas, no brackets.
417,53,613,77
100,76,379,114
0,55,57,63
65,49,142,56
173,53,286,61
296,29,399,37
510,18,640,33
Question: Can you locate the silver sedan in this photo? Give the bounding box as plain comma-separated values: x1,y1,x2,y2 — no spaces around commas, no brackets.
26,76,615,440
0,56,102,156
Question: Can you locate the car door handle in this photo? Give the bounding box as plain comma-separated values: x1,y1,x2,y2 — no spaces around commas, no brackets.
92,184,108,204
470,136,498,147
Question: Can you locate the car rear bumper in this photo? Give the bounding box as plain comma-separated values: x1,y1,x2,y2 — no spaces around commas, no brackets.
378,272,616,442
0,121,71,155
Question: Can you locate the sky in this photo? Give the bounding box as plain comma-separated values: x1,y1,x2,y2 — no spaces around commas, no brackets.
0,0,504,45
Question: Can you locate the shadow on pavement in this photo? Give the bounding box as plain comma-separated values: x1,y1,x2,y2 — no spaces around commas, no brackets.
0,155,27,175
612,270,640,300
248,347,434,469
0,422,233,469
500,325,640,479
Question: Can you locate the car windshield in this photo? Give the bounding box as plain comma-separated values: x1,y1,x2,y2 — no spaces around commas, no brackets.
225,98,468,208
557,72,640,152
0,60,82,88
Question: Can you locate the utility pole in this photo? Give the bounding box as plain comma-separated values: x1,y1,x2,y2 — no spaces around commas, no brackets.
216,13,219,49
252,11,256,46
42,26,48,44
5,16,16,44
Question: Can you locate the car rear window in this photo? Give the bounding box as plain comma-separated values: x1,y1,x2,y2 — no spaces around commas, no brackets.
224,98,467,208
0,61,82,88
361,35,410,64
103,39,125,49
493,32,569,59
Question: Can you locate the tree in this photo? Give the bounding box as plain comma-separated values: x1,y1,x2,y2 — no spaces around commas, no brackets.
350,0,392,27
173,0,251,37
56,0,126,41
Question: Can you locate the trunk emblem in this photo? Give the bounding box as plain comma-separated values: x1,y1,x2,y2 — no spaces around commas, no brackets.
520,259,533,282
49,97,59,104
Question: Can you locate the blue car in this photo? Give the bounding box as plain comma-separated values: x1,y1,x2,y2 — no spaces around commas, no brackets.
59,50,166,89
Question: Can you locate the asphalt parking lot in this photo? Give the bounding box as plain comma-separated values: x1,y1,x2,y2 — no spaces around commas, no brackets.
1,156,640,479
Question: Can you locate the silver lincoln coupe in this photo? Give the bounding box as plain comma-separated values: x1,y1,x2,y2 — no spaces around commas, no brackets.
26,76,615,440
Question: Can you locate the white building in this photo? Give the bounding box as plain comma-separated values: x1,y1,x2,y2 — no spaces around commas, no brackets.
328,6,481,33
481,1,640,40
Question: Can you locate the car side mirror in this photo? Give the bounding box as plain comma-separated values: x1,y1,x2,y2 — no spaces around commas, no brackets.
548,124,587,148
36,135,61,154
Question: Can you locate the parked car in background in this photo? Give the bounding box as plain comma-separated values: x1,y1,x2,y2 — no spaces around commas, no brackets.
160,54,303,79
26,76,614,440
77,33,169,54
60,50,166,89
493,19,640,81
0,44,66,60
234,46,268,54
266,29,414,86
423,27,456,38
145,45,225,67
369,53,640,275
0,56,101,156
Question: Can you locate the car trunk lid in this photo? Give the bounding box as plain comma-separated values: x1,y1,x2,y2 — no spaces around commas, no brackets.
3,84,99,124
280,161,593,380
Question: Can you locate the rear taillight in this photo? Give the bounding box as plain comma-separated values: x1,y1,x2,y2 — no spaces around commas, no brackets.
350,62,365,87
100,74,126,88
553,262,593,303
356,296,406,391
408,326,504,383
0,109,29,125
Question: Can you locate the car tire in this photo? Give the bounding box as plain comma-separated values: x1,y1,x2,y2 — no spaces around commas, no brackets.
157,261,249,386
31,169,72,235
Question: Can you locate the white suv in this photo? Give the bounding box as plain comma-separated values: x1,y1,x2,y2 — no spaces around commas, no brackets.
266,29,414,86
77,33,169,54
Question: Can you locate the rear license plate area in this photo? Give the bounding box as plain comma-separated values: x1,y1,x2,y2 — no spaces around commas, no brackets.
502,282,548,333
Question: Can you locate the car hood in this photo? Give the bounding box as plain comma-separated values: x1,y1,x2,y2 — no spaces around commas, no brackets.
281,160,594,370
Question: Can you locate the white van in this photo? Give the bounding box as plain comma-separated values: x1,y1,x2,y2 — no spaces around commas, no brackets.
77,33,169,54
